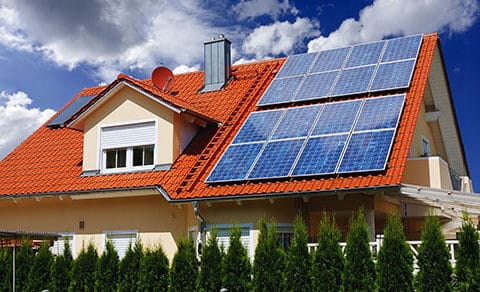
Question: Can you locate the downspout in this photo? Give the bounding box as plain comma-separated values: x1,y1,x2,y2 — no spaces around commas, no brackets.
192,201,206,257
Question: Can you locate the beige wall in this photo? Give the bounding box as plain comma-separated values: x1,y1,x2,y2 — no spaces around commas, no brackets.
403,156,453,190
410,101,438,158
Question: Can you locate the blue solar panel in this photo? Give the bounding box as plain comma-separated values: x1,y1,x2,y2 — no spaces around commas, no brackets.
345,41,385,68
47,94,96,127
294,71,338,101
276,53,318,78
311,47,350,73
292,134,347,176
206,143,264,182
271,105,321,140
330,65,376,97
248,139,304,179
338,130,395,173
370,60,416,92
312,99,363,135
382,35,422,62
355,94,405,131
233,110,284,144
257,76,303,106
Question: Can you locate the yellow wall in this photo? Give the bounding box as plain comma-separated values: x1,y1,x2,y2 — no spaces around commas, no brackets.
410,101,438,157
403,156,453,189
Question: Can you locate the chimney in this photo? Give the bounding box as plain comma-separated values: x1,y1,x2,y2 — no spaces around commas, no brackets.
200,34,231,93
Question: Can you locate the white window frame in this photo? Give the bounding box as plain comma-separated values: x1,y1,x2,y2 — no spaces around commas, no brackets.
50,233,75,258
421,135,431,157
103,230,138,259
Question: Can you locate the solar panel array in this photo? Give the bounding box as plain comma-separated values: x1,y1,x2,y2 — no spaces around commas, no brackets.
47,94,96,127
206,94,405,183
257,35,422,106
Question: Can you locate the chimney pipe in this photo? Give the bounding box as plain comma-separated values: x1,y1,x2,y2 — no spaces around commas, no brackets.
200,34,231,93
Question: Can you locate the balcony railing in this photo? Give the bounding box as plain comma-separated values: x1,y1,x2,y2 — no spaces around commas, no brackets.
449,167,462,191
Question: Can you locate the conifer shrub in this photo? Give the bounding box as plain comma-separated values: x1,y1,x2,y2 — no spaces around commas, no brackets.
170,237,198,292
312,212,344,292
455,211,480,291
198,228,223,292
94,240,119,292
0,247,12,291
69,242,98,292
137,245,169,291
414,212,452,291
343,209,376,291
222,225,251,292
284,214,311,291
117,240,143,291
26,241,53,291
252,218,285,292
15,238,34,292
376,214,414,292
49,240,73,292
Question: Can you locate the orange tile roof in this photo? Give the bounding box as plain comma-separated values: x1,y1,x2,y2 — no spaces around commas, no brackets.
0,34,438,201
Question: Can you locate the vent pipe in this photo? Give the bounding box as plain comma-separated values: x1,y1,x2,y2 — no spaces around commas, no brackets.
200,34,231,93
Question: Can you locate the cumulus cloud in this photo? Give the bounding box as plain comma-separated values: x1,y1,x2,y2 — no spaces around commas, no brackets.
172,64,201,74
308,0,480,51
0,91,55,159
243,17,319,59
232,0,298,20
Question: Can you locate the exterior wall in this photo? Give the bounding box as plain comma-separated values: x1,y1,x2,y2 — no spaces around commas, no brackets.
403,156,453,190
410,101,438,158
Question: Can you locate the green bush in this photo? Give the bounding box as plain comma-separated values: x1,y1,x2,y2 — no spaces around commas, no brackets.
0,247,12,291
69,243,98,292
95,240,119,292
252,218,285,292
26,241,54,291
15,238,34,292
284,214,311,291
49,240,73,292
117,240,143,291
137,245,169,291
415,213,452,291
312,212,344,292
376,214,414,291
222,225,251,292
343,209,376,291
170,237,198,292
198,228,223,292
455,211,480,291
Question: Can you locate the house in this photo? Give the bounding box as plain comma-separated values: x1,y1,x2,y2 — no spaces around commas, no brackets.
0,33,477,260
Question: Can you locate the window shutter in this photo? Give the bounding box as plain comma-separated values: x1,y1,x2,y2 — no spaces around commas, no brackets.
50,234,75,257
107,232,137,259
215,227,252,258
101,122,155,149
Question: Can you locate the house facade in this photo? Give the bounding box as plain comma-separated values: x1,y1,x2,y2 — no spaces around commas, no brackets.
0,33,477,260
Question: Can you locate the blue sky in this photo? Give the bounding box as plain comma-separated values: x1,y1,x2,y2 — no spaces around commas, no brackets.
0,0,479,190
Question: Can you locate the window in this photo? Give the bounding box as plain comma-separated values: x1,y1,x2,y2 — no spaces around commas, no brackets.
105,231,137,259
103,145,154,171
133,145,154,166
50,233,75,257
106,148,126,169
208,224,253,258
276,225,294,251
422,136,431,157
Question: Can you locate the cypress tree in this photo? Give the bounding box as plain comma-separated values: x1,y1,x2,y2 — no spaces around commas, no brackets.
69,242,98,292
117,240,143,291
94,240,119,292
138,245,169,292
198,228,223,292
169,237,198,292
415,212,452,291
343,209,376,291
455,211,480,291
26,241,54,291
222,225,251,292
312,212,344,292
284,214,311,291
252,218,285,292
49,240,73,292
15,238,34,292
376,214,414,291
0,247,12,291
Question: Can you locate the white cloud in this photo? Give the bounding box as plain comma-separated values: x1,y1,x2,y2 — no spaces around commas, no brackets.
233,58,258,65
243,17,319,59
172,64,201,74
0,91,55,159
308,0,480,51
232,0,298,20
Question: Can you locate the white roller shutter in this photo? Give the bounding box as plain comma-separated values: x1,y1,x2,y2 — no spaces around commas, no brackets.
106,232,137,259
50,234,75,257
215,226,252,258
101,122,155,149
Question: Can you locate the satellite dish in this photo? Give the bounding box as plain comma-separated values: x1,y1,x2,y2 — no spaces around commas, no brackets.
151,66,175,92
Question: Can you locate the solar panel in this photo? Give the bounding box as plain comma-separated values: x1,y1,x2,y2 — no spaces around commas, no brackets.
294,71,338,101
271,105,321,140
276,53,318,78
311,47,350,73
257,76,303,106
355,94,405,131
337,130,395,173
312,99,363,135
330,65,376,97
345,41,385,68
248,139,305,179
292,134,348,176
382,35,422,62
233,110,284,144
370,60,416,92
206,143,264,182
47,94,96,127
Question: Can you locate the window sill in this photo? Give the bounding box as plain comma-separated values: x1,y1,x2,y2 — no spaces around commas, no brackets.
80,163,172,177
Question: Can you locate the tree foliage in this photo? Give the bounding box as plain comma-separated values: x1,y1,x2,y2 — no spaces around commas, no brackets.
415,212,452,292
284,214,311,291
312,212,344,292
376,214,414,292
343,209,376,291
26,241,54,292
455,211,480,291
138,245,169,292
117,240,143,292
49,240,73,292
15,238,34,292
222,225,251,292
69,243,98,292
0,247,12,291
169,237,198,292
95,240,119,292
198,228,223,292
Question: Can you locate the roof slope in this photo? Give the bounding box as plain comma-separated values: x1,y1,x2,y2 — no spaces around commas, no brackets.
0,34,438,200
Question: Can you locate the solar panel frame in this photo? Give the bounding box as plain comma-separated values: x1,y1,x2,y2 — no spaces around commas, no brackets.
312,99,363,136
257,76,304,106
276,52,318,78
344,40,386,68
330,65,376,97
310,47,351,73
47,94,96,127
381,34,422,63
294,71,339,101
232,109,285,144
271,105,322,140
354,94,405,131
369,59,416,92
